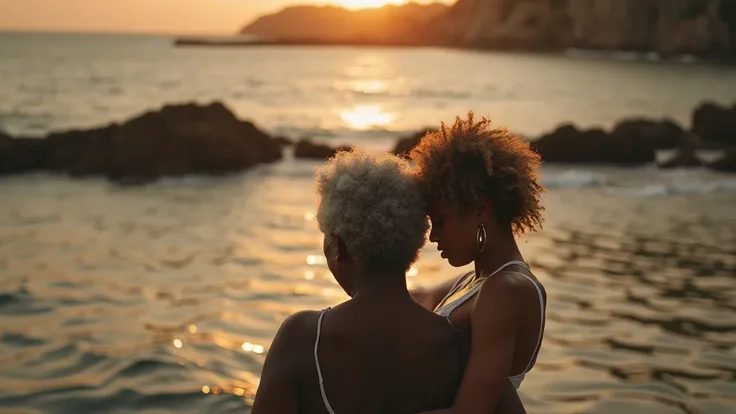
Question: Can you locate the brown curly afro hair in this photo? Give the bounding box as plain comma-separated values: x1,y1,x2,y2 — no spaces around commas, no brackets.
409,112,545,235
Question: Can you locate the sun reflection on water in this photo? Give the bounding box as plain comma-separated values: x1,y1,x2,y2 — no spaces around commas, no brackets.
242,341,265,354
339,104,395,130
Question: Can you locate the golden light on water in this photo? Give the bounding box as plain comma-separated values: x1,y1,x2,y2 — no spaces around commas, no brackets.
201,385,210,394
242,341,265,354
188,324,197,334
306,254,326,265
339,79,389,94
305,270,315,280
172,338,183,348
304,211,315,221
339,104,395,130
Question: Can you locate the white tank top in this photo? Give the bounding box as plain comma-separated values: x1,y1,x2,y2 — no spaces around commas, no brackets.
433,260,546,390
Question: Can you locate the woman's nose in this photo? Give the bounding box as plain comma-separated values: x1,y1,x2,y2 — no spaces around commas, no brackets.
429,226,439,243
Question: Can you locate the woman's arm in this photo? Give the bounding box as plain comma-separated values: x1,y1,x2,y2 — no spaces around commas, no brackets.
410,274,464,310
417,274,524,414
251,311,314,414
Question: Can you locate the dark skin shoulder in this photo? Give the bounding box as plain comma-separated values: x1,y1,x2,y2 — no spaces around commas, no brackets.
418,272,538,414
250,310,320,414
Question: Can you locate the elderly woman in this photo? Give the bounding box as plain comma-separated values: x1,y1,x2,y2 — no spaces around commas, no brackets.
251,149,524,414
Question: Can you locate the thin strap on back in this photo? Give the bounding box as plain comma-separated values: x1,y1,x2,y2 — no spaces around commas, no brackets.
505,271,545,373
314,308,336,414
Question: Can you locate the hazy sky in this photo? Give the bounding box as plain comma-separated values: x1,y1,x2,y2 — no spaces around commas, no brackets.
0,0,453,34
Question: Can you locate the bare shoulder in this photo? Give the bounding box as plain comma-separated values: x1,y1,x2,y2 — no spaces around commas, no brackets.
275,310,322,343
267,310,323,372
475,270,546,310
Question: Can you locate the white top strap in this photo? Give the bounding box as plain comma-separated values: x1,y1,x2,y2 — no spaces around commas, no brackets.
433,271,474,312
314,308,336,414
434,261,530,315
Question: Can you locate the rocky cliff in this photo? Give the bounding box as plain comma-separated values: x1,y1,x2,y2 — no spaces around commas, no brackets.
436,0,734,55
240,3,447,43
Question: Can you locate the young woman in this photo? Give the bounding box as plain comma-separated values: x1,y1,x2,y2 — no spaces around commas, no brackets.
409,113,547,414
251,149,525,414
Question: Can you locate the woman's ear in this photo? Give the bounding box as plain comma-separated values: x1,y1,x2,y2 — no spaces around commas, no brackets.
333,234,347,262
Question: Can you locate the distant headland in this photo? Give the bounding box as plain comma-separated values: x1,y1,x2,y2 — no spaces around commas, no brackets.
174,0,735,60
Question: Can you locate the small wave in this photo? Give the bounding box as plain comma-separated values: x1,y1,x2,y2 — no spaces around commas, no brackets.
604,178,736,198
0,332,45,347
541,169,607,189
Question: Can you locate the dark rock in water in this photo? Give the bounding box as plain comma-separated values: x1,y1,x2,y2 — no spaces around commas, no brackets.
657,133,703,169
0,102,283,183
392,128,437,158
692,101,736,147
294,139,351,160
532,119,684,164
706,147,736,172
272,136,294,147
0,134,49,173
531,124,611,163
610,119,684,150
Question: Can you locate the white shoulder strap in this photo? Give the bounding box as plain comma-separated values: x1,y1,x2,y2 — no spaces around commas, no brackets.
314,308,336,414
434,271,474,312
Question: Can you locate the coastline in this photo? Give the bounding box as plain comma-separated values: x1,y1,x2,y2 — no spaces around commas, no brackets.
172,36,736,64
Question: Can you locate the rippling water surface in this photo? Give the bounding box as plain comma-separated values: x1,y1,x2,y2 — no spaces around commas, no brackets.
1,32,736,414
1,162,735,414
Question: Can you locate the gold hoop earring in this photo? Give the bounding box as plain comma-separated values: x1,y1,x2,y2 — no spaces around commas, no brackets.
477,224,487,253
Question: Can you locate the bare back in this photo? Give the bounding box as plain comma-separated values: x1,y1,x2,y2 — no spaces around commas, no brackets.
299,300,465,414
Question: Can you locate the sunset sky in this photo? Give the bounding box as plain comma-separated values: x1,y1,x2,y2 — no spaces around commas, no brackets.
0,0,453,34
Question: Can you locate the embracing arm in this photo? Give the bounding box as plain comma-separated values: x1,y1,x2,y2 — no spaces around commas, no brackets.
251,311,314,414
410,275,462,311
417,275,526,414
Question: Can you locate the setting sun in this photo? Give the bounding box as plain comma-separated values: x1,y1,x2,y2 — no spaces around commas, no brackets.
334,0,406,10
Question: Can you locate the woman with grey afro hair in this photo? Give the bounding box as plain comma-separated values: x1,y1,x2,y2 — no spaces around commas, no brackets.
315,148,428,286
252,149,524,414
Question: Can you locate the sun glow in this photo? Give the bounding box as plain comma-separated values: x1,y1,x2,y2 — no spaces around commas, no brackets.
334,0,406,10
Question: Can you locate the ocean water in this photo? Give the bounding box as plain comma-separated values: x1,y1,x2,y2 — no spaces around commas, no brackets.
1,32,736,414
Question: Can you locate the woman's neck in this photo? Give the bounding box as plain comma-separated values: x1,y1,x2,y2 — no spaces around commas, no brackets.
350,271,410,301
474,227,524,278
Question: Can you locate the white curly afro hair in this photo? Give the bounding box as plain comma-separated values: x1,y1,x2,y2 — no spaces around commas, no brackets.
315,148,429,273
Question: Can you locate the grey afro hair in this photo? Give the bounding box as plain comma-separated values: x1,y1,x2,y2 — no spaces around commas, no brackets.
315,148,429,272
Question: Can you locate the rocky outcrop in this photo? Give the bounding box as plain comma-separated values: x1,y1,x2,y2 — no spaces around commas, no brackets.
391,128,437,157
657,132,703,168
531,119,684,164
706,147,736,171
240,3,447,44
0,102,283,183
692,101,736,146
437,0,733,56
294,140,351,160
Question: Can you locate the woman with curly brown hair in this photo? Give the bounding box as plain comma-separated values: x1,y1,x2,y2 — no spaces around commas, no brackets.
410,112,547,414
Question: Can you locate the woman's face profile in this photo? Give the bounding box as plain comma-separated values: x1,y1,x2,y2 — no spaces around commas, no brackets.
428,201,478,267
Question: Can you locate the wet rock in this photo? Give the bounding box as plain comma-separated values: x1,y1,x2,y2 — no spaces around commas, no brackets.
691,101,736,147
0,102,283,183
391,128,437,158
706,147,736,172
294,139,351,160
657,133,703,169
532,119,683,164
272,136,294,147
